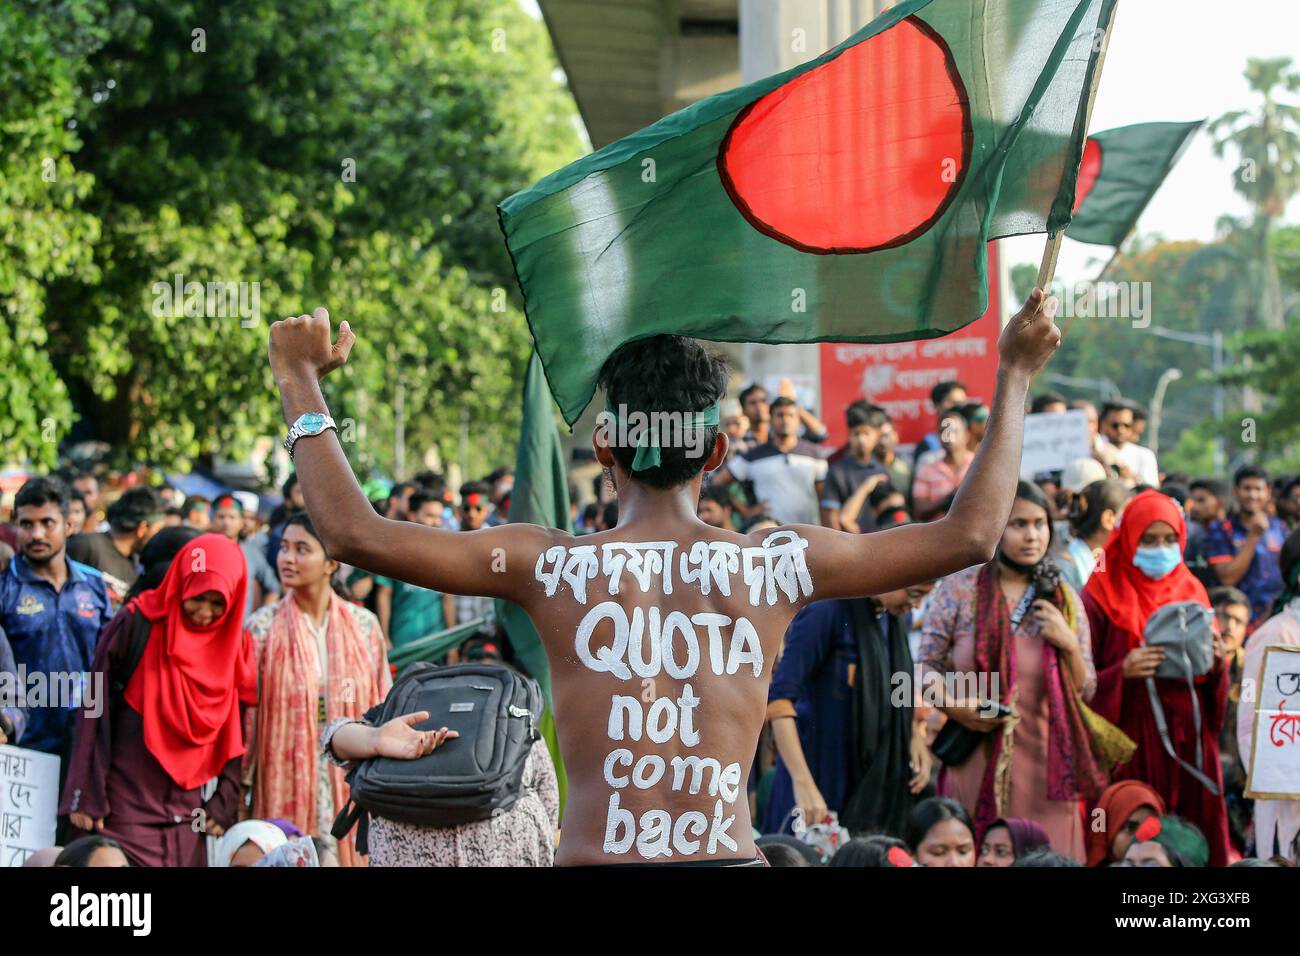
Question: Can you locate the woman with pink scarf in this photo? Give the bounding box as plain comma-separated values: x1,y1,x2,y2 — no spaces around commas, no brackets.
919,481,1103,862
244,513,391,866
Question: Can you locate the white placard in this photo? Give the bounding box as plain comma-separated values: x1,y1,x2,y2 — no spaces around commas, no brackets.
0,745,60,866
1020,409,1092,479
1245,644,1300,800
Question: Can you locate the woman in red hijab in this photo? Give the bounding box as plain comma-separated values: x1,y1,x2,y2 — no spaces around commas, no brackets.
1082,491,1231,866
60,533,257,866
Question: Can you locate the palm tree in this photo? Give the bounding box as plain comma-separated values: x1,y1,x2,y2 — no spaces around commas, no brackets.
1210,57,1300,332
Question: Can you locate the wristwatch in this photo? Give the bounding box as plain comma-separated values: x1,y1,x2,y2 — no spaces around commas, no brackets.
284,411,337,458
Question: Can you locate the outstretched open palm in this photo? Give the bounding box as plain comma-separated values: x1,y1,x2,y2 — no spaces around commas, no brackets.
374,711,459,761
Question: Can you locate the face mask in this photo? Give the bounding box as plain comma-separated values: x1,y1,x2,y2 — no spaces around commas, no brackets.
1133,544,1181,580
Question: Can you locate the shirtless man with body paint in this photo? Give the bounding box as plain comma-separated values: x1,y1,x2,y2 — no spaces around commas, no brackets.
268,288,1060,865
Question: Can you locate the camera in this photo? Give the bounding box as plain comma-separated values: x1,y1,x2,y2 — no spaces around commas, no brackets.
1031,561,1062,607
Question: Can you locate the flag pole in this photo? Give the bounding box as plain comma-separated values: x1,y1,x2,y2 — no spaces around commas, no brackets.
1036,232,1066,293
1036,3,1117,294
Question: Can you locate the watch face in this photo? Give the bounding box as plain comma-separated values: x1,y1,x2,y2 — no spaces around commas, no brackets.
299,412,326,434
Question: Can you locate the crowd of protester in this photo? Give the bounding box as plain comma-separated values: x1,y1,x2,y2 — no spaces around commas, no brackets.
722,383,1299,866
2,379,1298,867
0,463,547,867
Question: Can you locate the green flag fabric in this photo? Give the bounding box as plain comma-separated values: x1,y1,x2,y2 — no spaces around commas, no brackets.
494,350,569,700
494,350,571,807
1065,120,1203,247
500,0,1118,426
386,618,496,671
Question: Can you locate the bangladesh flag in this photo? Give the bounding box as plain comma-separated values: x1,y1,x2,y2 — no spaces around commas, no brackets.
499,0,1118,426
494,350,570,701
1066,120,1203,247
495,350,571,808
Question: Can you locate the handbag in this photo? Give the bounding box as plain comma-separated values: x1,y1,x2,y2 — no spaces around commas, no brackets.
930,717,988,767
1145,601,1216,680
1141,600,1220,794
931,585,1037,768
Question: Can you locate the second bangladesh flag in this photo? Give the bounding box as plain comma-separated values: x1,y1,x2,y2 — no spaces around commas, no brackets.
1066,120,1203,247
501,0,1119,426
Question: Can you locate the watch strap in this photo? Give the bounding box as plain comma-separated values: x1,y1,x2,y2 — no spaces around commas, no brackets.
284,412,338,458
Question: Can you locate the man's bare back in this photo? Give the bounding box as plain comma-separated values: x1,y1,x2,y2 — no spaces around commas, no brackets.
521,516,811,864
267,288,1061,865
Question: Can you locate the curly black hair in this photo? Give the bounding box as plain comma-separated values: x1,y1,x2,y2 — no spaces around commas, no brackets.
597,334,728,490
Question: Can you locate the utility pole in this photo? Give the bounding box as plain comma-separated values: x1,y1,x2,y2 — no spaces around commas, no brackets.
1149,368,1183,459
1145,325,1227,473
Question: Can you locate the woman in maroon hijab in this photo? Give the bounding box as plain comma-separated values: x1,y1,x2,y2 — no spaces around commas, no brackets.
1085,779,1166,866
60,533,257,866
977,817,1051,866
1082,491,1230,866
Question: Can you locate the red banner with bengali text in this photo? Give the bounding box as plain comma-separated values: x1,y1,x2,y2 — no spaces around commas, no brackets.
820,242,1002,448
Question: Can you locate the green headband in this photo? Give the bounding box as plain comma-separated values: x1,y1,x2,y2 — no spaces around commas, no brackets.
1137,816,1209,867
602,398,721,472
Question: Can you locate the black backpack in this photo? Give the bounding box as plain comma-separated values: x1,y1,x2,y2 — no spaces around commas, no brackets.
331,662,543,853
109,609,154,705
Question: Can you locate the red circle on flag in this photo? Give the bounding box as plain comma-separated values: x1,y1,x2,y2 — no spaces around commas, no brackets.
718,15,972,255
1072,138,1103,214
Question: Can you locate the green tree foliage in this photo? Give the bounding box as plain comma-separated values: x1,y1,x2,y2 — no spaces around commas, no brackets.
1021,59,1300,478
1273,221,1300,295
1010,262,1039,305
13,0,581,472
320,233,525,481
1209,57,1300,332
1029,223,1300,477
0,1,106,467
1025,237,1249,463
1208,223,1300,471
